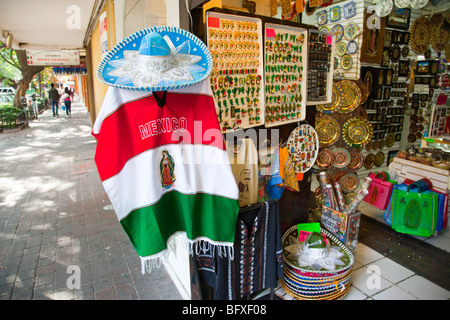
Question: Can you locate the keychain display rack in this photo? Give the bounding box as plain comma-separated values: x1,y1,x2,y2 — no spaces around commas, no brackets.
205,8,331,131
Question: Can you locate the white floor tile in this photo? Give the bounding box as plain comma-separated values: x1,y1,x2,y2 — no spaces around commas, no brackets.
354,243,385,265
397,275,450,300
371,285,419,300
353,260,363,270
350,266,394,297
341,285,368,300
368,258,415,284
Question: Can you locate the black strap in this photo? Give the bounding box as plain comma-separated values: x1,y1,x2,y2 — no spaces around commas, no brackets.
153,91,167,108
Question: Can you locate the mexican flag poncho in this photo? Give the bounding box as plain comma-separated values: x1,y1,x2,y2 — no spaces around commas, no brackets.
92,80,239,273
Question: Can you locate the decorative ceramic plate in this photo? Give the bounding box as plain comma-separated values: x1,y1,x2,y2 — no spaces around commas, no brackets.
317,82,344,114
315,115,341,147
385,132,395,147
347,40,358,54
319,26,330,33
344,22,358,41
337,80,361,113
356,79,369,105
316,148,333,168
340,173,360,193
342,116,373,148
408,133,417,143
374,151,385,167
364,153,375,169
286,124,320,174
341,54,353,70
332,148,351,168
333,171,347,185
347,150,363,171
336,41,347,56
372,139,380,150
331,24,344,42
365,140,373,152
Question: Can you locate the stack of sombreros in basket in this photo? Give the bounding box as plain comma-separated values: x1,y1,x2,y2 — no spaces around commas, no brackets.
280,225,354,300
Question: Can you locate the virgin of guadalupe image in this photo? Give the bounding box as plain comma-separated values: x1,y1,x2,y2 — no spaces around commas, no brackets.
160,150,176,189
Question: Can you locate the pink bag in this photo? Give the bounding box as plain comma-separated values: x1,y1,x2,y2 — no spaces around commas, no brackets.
363,172,395,210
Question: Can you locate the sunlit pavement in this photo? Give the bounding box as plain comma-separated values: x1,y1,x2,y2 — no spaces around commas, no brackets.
0,100,181,300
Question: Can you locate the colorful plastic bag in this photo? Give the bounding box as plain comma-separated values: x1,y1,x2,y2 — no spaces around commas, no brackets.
391,183,438,237
363,172,395,210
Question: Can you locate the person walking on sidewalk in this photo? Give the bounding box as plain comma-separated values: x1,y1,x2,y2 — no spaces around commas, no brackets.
61,87,72,116
48,83,60,117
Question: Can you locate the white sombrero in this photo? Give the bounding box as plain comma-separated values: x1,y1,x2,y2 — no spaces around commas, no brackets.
97,26,212,92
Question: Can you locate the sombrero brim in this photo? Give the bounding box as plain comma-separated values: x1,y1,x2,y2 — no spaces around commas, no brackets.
97,26,213,92
282,225,355,276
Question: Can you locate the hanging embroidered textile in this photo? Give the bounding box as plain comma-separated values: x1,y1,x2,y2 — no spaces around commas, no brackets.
196,200,283,299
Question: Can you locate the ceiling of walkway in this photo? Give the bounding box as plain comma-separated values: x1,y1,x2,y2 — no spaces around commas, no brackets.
0,0,98,50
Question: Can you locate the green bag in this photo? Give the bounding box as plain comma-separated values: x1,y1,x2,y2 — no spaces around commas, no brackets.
391,183,437,237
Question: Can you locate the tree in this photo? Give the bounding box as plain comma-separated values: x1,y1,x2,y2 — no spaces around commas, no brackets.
0,42,44,108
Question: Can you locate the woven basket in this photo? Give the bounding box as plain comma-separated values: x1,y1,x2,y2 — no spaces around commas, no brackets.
280,225,355,300
282,225,355,277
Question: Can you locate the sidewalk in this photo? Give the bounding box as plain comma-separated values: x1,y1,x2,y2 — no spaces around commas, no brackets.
0,100,182,300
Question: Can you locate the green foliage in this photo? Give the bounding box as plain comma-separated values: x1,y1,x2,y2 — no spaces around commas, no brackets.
0,102,21,127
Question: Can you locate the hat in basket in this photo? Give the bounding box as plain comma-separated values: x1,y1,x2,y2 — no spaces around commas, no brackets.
282,226,354,275
97,26,212,92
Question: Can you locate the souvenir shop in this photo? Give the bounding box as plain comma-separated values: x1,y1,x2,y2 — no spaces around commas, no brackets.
93,0,450,301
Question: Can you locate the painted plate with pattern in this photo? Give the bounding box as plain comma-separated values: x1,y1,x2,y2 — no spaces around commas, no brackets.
337,80,361,113
317,82,344,114
340,172,360,193
286,124,320,173
332,147,351,168
331,24,344,42
347,40,358,54
336,41,347,56
375,151,385,167
341,54,353,70
347,150,363,171
364,153,375,169
315,115,341,147
344,22,358,41
316,148,333,168
342,116,374,148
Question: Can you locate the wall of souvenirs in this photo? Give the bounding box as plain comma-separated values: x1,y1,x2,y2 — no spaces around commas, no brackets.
302,0,449,180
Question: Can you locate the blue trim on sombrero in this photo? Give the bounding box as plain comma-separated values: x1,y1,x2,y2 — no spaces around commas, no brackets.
96,26,213,91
